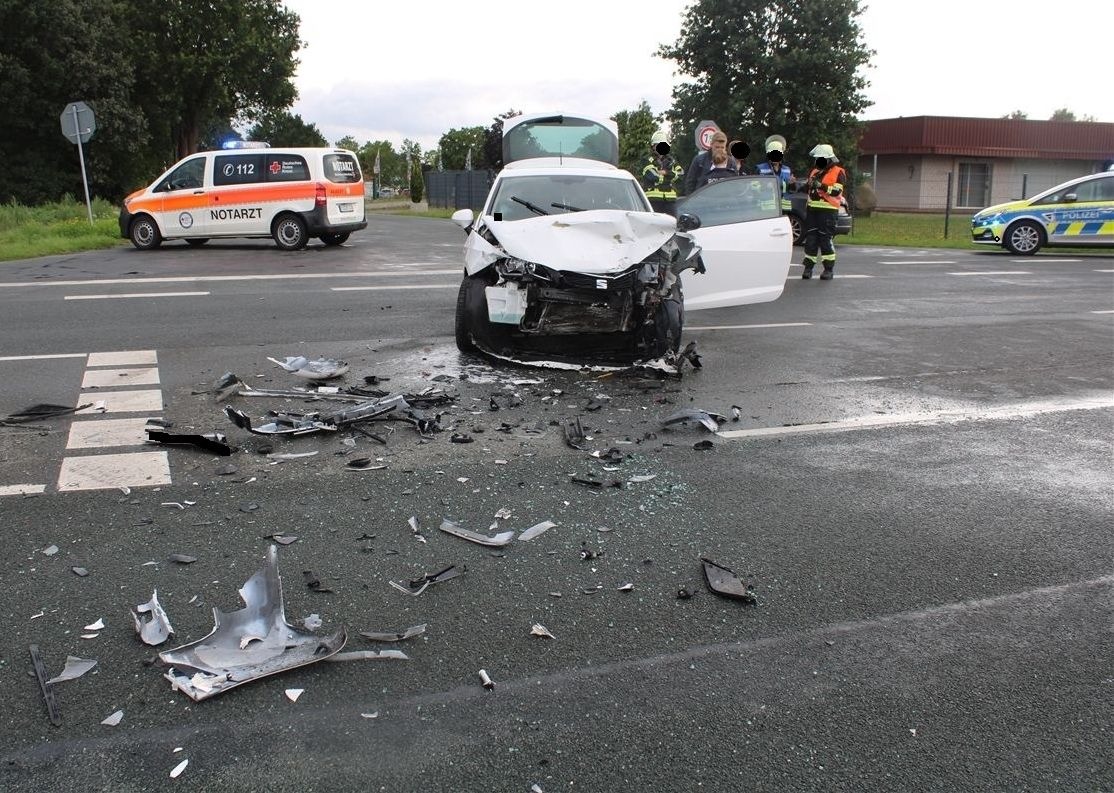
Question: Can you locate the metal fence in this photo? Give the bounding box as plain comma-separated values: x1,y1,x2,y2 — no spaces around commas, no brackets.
425,170,495,210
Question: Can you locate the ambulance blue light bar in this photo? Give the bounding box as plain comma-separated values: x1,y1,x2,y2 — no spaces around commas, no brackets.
221,140,270,149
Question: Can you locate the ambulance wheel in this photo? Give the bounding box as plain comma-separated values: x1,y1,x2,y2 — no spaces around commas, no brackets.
185,238,209,247
273,214,308,251
1003,220,1043,255
320,233,350,246
129,215,162,250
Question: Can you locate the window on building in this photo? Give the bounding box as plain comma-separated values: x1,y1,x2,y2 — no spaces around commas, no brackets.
956,163,991,208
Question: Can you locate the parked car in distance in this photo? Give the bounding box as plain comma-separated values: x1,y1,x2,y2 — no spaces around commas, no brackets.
450,112,792,368
378,187,395,198
786,185,853,245
971,170,1114,254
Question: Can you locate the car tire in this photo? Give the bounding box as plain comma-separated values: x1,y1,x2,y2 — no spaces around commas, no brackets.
1003,220,1043,255
272,214,308,251
788,213,803,245
454,278,477,353
129,215,162,250
320,233,350,246
185,238,209,247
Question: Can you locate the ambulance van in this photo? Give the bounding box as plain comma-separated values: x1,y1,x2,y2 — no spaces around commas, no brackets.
119,144,367,250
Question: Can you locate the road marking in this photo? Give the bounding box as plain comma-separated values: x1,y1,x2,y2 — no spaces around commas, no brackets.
1092,310,1114,314
331,284,459,292
66,417,155,449
718,395,1114,439
880,260,956,265
0,484,46,497
947,271,1032,276
689,322,813,331
87,350,157,367
77,389,163,413
0,353,86,362
1011,258,1080,263
82,367,160,388
0,270,462,288
1096,269,1114,273
64,291,209,300
57,452,171,492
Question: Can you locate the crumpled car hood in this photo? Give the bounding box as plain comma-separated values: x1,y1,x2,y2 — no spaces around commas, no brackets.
465,209,677,276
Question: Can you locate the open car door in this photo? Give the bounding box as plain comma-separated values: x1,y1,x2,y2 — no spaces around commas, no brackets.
676,175,792,310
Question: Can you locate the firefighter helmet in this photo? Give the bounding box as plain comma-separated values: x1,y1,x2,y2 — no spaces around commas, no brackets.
809,143,838,162
651,130,671,155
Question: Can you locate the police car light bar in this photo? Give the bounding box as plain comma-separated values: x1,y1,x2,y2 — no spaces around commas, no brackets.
221,140,270,149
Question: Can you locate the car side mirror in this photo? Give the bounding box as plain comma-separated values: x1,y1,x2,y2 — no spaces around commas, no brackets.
1063,193,1077,203
676,213,701,232
451,208,475,229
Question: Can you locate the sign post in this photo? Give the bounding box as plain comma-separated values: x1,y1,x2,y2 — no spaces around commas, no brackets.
59,101,96,224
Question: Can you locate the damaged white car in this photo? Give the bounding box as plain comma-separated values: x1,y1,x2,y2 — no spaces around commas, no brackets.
451,113,792,367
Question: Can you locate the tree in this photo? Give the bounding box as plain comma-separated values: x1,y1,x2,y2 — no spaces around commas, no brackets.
335,135,361,151
481,109,521,171
357,140,402,188
1049,108,1076,122
246,112,327,147
1002,110,1028,120
438,126,486,170
409,156,424,203
657,0,873,178
127,0,302,160
613,101,660,176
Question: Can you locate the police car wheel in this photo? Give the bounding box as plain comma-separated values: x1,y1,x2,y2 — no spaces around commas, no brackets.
1003,220,1043,255
129,216,162,250
320,233,350,246
273,215,308,251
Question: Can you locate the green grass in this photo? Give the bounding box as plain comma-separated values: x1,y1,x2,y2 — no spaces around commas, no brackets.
0,197,122,261
844,211,974,249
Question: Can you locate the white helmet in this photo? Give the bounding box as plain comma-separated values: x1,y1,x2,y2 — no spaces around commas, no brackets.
651,130,671,155
810,143,838,161
765,134,786,154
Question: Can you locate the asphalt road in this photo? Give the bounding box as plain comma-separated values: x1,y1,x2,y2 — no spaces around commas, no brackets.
1,217,1112,792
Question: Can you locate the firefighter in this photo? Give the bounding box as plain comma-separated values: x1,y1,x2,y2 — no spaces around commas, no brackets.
754,135,795,212
801,143,848,280
641,131,684,215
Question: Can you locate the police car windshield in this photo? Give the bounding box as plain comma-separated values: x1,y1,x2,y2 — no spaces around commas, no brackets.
490,174,646,221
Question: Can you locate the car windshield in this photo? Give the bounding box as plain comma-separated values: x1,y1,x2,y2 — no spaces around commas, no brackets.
488,174,648,221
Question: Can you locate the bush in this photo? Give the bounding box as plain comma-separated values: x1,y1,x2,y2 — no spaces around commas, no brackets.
409,158,424,204
853,181,876,217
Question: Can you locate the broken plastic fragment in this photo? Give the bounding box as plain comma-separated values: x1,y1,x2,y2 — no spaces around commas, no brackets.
101,709,124,726
359,623,427,642
84,618,105,631
71,567,89,577
530,624,556,640
389,564,463,596
160,545,346,701
693,440,715,451
4,403,91,423
133,590,174,646
303,613,322,631
43,544,59,556
168,554,197,564
29,645,61,726
478,669,495,690
327,650,409,661
662,409,726,433
268,355,350,380
563,417,586,450
225,406,335,436
46,655,98,684
518,520,556,542
618,582,634,592
629,474,657,483
265,534,298,545
170,758,188,778
285,688,304,702
700,557,757,603
146,427,233,456
438,518,515,547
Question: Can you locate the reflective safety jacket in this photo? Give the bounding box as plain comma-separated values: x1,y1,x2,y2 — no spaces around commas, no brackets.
642,154,685,201
806,164,848,210
755,160,795,210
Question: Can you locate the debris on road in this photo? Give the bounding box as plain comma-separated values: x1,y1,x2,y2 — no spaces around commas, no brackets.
327,650,409,662
170,758,188,779
168,554,197,565
45,655,98,684
133,590,174,646
3,402,92,425
83,618,105,631
389,564,464,596
29,645,61,726
267,356,350,380
285,688,304,703
438,518,515,547
146,426,233,456
564,417,587,450
518,521,556,542
302,570,335,593
662,408,726,433
530,624,556,639
700,557,757,604
359,624,427,642
478,669,495,690
264,534,298,545
71,567,89,577
693,440,715,451
101,710,124,726
160,546,347,701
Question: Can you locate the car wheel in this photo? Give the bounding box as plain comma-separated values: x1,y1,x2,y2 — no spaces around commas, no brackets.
320,233,350,246
185,238,209,247
454,278,477,353
129,215,162,250
788,213,803,245
272,214,308,251
1003,220,1043,255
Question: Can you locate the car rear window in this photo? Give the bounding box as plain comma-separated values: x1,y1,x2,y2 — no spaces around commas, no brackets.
324,153,362,183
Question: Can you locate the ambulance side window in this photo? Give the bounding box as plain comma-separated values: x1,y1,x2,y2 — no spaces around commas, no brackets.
214,155,265,186
156,157,206,192
265,155,309,182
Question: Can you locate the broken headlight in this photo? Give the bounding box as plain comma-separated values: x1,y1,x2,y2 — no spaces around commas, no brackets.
495,257,530,276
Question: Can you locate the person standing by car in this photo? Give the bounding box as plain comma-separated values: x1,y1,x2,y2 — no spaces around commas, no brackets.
755,135,795,212
685,131,739,194
801,143,848,280
729,140,751,174
641,131,685,215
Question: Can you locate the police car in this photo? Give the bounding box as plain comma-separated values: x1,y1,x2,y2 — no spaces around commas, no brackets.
119,142,367,251
971,171,1114,255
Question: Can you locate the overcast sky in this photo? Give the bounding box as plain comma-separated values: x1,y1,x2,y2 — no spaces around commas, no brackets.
283,0,1112,151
